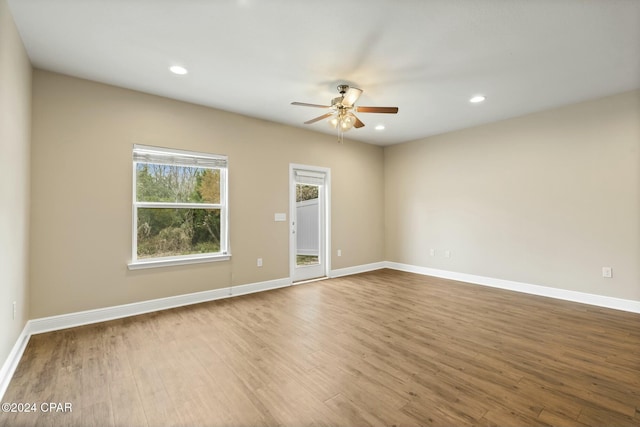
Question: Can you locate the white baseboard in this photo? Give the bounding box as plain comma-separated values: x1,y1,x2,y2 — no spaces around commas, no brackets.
385,262,640,314
28,277,292,336
28,287,230,335
229,277,291,297
0,323,30,401
330,261,386,278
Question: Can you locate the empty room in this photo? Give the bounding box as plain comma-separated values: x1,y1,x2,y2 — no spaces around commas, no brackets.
1,1,639,426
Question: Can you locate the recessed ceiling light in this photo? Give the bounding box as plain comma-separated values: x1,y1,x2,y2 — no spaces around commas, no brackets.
169,65,188,75
375,124,385,131
469,95,486,103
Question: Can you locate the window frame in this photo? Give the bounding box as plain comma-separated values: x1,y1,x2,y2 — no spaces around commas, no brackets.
128,144,230,270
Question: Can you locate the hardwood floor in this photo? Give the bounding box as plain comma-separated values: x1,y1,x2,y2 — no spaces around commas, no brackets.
2,269,639,426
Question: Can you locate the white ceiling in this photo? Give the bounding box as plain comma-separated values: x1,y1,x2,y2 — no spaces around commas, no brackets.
7,0,640,146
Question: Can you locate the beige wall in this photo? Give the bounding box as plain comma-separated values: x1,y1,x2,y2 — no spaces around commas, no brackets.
29,70,385,318
22,55,640,319
385,90,640,301
0,0,31,365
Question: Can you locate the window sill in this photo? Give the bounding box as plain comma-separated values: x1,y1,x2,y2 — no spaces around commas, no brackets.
128,253,231,270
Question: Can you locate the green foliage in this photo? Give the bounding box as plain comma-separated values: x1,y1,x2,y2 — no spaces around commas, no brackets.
136,163,222,259
136,163,208,203
199,169,221,203
296,184,318,202
296,255,319,266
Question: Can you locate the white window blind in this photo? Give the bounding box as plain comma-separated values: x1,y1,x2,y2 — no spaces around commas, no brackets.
295,170,325,186
133,144,227,168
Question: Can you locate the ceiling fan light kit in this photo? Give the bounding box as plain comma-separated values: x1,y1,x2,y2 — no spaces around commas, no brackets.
329,111,356,131
292,84,398,143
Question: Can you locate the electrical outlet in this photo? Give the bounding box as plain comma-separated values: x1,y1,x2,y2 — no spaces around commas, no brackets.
257,258,263,267
337,249,342,257
602,267,612,278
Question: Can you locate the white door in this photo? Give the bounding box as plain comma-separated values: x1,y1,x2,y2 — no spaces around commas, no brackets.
290,165,330,282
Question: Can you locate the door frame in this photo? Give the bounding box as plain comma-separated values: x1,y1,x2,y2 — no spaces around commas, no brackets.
289,163,331,282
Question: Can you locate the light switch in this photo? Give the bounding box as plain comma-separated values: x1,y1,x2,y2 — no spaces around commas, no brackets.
274,213,286,222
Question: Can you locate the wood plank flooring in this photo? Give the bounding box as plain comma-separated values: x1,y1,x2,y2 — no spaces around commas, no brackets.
1,269,639,426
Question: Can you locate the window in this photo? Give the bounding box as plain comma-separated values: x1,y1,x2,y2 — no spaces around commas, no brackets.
129,144,229,269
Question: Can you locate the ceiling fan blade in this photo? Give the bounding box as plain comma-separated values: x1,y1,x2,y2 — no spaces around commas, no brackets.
356,106,399,114
292,102,331,108
353,114,365,128
341,87,363,107
304,112,334,124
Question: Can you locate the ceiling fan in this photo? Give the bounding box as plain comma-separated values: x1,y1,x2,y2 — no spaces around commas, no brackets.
291,85,398,142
